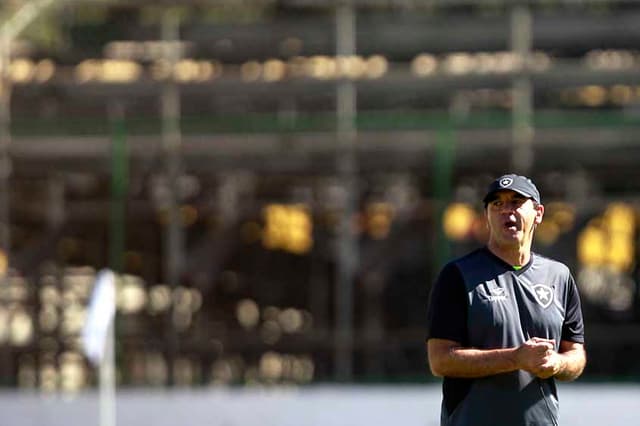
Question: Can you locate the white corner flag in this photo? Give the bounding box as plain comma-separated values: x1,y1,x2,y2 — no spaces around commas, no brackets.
82,269,117,426
82,269,116,366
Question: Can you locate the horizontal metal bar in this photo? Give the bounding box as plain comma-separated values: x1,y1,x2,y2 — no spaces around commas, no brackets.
9,127,640,175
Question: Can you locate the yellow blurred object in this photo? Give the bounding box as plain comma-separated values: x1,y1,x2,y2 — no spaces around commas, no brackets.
607,235,634,272
263,59,286,82
443,203,476,241
262,204,313,254
578,85,607,107
578,203,636,272
0,249,7,277
577,226,606,267
75,59,141,83
610,85,634,105
411,53,438,77
604,203,635,235
366,202,394,240
9,58,35,83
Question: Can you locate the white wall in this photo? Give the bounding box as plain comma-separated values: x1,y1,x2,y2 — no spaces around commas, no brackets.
2,383,639,426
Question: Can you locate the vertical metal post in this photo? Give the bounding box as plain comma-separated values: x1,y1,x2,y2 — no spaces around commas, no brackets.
510,4,534,175
0,28,11,279
0,23,13,385
105,103,124,420
433,128,455,271
0,0,55,388
46,177,65,230
161,9,183,387
0,0,57,282
109,102,127,273
334,0,357,382
362,272,383,377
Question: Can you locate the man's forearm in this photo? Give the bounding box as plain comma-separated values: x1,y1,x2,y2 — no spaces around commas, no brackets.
555,347,586,381
430,345,520,378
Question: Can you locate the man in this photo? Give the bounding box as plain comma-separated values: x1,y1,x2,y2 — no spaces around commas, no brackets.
426,174,586,426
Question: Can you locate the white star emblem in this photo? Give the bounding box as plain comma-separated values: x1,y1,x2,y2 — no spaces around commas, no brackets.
536,287,550,301
499,177,513,188
532,284,554,308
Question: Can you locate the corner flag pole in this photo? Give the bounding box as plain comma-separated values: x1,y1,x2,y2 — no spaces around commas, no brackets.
100,319,116,426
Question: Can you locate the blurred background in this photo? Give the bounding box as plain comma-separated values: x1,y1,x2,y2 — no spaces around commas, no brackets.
1,0,640,424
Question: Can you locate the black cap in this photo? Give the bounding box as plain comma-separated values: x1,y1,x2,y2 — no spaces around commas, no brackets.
483,174,541,204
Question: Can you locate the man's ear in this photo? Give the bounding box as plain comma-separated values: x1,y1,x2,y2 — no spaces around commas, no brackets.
534,204,545,224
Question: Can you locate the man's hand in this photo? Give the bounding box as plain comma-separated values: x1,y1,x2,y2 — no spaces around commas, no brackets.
517,337,562,379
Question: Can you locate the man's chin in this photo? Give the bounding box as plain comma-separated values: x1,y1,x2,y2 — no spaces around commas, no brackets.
498,234,522,246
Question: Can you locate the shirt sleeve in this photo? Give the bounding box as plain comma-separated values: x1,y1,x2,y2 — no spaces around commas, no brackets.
426,262,468,344
562,273,585,344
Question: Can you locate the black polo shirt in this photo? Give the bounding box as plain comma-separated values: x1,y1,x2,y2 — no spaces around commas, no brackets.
427,247,585,426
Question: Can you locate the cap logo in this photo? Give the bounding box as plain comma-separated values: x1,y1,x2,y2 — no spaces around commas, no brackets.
499,177,513,188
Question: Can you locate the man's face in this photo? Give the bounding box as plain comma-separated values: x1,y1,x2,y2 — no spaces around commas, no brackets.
485,190,544,247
